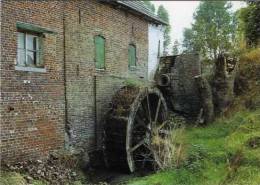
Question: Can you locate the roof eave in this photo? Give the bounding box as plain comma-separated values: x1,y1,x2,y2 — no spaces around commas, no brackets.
99,0,168,26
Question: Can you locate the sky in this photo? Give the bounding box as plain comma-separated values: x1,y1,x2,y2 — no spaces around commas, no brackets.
152,1,247,48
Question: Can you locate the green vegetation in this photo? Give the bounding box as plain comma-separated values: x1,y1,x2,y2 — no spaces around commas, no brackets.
128,109,260,185
238,2,260,47
0,171,48,185
0,171,87,185
182,1,236,60
143,1,171,55
234,47,260,111
143,1,155,13
123,78,151,88
157,5,171,55
0,172,27,185
172,40,180,55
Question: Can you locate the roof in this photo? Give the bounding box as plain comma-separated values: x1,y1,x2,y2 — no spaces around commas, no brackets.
100,0,168,25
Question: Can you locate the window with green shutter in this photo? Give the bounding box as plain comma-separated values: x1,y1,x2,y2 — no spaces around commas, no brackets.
128,44,136,68
95,35,105,69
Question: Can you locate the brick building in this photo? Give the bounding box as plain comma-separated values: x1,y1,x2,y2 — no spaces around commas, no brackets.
0,0,166,163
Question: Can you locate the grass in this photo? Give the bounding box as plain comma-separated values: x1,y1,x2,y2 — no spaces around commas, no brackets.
128,109,260,185
123,78,150,88
0,171,48,185
0,171,86,185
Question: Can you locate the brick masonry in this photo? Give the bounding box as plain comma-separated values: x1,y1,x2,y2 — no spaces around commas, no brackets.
1,0,149,163
64,1,148,151
1,1,65,163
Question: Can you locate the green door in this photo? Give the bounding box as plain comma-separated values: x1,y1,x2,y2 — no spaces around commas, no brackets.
95,36,105,69
128,44,136,68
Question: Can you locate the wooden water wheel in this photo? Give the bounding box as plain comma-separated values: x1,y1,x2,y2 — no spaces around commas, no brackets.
103,86,168,172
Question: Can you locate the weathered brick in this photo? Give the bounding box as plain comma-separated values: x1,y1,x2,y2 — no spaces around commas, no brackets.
1,0,150,164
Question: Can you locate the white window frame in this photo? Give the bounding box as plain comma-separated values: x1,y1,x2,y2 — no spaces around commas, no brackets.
16,31,45,72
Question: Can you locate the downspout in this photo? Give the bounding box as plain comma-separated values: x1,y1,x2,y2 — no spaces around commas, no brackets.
63,2,70,149
94,75,97,148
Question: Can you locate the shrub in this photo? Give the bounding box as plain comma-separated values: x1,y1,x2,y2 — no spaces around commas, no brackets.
234,48,260,110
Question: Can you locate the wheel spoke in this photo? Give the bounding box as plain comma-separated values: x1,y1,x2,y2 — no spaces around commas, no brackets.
141,152,153,168
135,114,152,133
146,92,152,124
154,99,161,124
156,121,167,132
138,103,149,122
153,152,163,169
146,145,163,169
130,140,145,152
105,86,169,172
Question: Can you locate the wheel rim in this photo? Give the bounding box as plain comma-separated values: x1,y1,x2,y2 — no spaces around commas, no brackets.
126,87,168,172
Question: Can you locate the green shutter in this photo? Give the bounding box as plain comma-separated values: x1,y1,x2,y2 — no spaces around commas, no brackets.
128,44,136,67
95,36,105,69
37,36,44,67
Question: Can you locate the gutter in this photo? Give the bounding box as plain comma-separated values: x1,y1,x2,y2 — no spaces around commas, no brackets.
94,75,98,148
99,0,168,26
117,1,168,25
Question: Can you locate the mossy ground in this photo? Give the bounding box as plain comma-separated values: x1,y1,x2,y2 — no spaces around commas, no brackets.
0,171,48,185
128,109,260,185
0,169,87,185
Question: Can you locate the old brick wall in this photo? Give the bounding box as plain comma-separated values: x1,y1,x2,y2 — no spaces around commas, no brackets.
64,0,148,151
0,1,65,163
0,0,150,163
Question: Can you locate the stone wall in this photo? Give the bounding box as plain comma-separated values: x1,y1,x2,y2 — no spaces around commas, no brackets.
171,54,201,118
0,1,65,162
156,54,202,119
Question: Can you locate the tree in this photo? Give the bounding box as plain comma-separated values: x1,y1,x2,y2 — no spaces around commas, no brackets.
182,28,196,52
182,1,235,60
143,1,155,13
195,53,238,123
157,5,171,55
238,1,260,47
172,40,179,55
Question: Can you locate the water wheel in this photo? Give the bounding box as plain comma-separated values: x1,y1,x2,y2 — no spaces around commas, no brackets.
103,86,168,172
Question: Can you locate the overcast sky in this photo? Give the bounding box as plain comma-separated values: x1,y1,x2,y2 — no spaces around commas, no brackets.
152,1,247,47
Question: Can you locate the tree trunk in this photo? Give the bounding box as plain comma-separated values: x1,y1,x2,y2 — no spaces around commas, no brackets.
195,54,238,123
212,54,238,115
195,75,214,124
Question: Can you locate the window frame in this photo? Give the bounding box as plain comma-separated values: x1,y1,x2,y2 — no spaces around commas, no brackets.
16,30,44,69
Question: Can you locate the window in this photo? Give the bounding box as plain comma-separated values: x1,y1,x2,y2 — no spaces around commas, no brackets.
17,32,43,68
94,35,105,69
128,44,136,68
